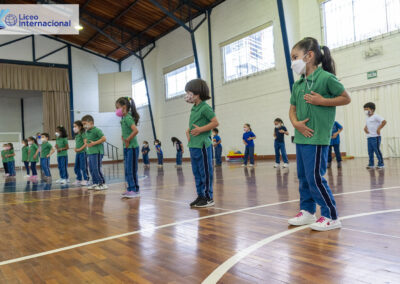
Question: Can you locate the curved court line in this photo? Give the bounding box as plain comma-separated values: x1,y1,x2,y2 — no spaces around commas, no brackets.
0,186,399,266
202,208,400,284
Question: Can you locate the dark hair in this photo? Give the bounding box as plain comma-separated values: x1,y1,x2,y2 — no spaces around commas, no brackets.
74,120,85,134
244,123,252,132
8,143,13,150
293,37,336,75
213,128,219,134
56,126,68,138
171,137,181,145
28,136,38,145
81,115,94,123
22,139,28,146
274,118,284,125
143,140,148,145
154,139,161,146
363,102,376,111
41,133,49,139
116,97,140,125
185,79,210,101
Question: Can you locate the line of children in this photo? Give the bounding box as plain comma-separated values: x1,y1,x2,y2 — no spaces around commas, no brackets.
171,137,184,168
40,133,54,179
141,141,150,168
116,97,140,199
287,37,351,231
212,128,222,166
242,123,256,167
327,121,343,169
185,78,219,208
273,118,289,168
154,139,163,167
73,121,89,186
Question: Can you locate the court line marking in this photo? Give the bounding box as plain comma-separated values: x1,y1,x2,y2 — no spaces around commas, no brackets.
341,227,400,239
202,208,400,284
0,185,399,266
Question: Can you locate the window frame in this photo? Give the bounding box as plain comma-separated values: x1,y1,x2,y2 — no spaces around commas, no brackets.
131,79,149,109
219,22,276,84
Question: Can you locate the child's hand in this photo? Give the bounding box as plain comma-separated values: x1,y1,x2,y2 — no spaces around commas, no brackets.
279,130,285,134
74,148,79,153
304,91,325,105
125,139,130,148
294,118,314,138
33,154,37,159
87,142,95,148
332,133,338,139
47,154,50,158
190,124,202,136
364,126,369,134
377,129,381,135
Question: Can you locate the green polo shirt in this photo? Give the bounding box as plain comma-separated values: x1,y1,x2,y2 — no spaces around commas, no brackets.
22,146,29,162
188,101,216,149
86,127,105,155
56,137,68,157
29,144,39,162
7,149,15,162
290,67,345,146
1,150,8,163
41,142,52,158
121,114,139,149
75,132,87,153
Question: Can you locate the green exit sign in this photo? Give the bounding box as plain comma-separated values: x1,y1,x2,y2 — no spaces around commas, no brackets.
367,70,377,79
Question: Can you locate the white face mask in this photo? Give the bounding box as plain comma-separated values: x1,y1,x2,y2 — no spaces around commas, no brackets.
275,125,280,128
55,132,60,137
42,138,47,142
73,127,79,133
291,54,307,75
184,93,195,104
28,141,33,145
84,125,90,130
365,110,371,116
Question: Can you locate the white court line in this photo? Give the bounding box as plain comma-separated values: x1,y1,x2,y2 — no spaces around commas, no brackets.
202,208,400,284
341,227,400,239
0,186,399,266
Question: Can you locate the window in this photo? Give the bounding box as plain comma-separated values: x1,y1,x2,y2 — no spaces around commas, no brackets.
164,62,197,99
132,80,148,108
322,0,400,49
221,24,275,82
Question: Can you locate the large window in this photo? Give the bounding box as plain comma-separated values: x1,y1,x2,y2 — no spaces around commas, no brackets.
322,0,400,49
132,80,148,108
221,24,275,82
164,62,197,99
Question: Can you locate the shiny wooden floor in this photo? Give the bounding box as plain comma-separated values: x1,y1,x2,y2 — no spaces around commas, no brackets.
0,158,399,283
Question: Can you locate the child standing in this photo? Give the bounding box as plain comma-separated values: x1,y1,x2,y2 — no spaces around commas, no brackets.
116,97,140,199
364,102,386,169
288,37,351,231
22,139,30,177
5,143,16,177
328,121,343,169
212,128,222,166
141,141,150,168
171,137,184,168
273,118,289,168
40,133,54,179
28,137,39,181
1,144,9,177
242,124,256,167
73,121,89,186
154,139,163,167
185,78,219,208
82,115,107,190
55,126,69,184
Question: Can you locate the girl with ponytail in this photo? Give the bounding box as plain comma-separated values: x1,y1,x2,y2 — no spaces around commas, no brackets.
288,37,351,231
116,97,140,199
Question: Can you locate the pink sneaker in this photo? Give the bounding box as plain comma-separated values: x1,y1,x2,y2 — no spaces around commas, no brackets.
310,216,342,231
120,191,129,198
288,210,317,226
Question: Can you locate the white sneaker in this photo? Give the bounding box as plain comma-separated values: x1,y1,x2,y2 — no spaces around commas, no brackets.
248,164,254,167
87,184,97,190
80,180,89,186
242,164,247,167
282,163,289,168
288,210,317,226
94,184,108,191
310,217,342,231
60,179,69,185
55,179,62,184
273,163,280,168
24,175,31,178
101,184,108,189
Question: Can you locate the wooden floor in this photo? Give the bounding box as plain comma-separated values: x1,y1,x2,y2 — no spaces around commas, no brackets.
0,158,399,283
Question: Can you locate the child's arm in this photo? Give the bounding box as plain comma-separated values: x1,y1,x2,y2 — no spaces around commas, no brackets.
364,125,369,134
33,148,39,159
190,117,219,136
181,144,184,154
88,136,106,148
124,125,139,148
75,139,88,153
58,142,69,152
289,105,314,138
186,128,191,142
332,127,343,139
243,139,248,145
377,120,387,135
304,90,351,107
273,130,276,138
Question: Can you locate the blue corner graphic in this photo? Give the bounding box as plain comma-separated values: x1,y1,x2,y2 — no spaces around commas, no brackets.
0,9,10,29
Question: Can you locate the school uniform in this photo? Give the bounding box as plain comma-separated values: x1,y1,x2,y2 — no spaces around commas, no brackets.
274,126,289,164
243,131,256,165
188,101,215,201
366,114,384,167
176,142,183,165
86,127,106,185
156,145,163,165
29,144,39,176
74,132,89,182
141,146,150,165
40,142,52,177
22,146,30,175
291,67,344,220
213,135,222,166
328,121,343,164
56,137,69,180
6,149,15,176
1,150,9,175
121,114,140,192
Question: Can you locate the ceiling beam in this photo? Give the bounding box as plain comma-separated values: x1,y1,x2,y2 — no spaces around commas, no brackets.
148,0,191,32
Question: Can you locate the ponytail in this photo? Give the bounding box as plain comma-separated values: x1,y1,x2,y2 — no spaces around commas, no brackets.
293,37,336,75
116,97,140,125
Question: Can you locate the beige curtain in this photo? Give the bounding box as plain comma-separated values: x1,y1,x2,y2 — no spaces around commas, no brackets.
43,91,72,140
0,63,71,138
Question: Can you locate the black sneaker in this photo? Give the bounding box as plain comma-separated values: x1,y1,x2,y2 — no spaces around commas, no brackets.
207,198,215,206
190,196,202,207
194,197,209,208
